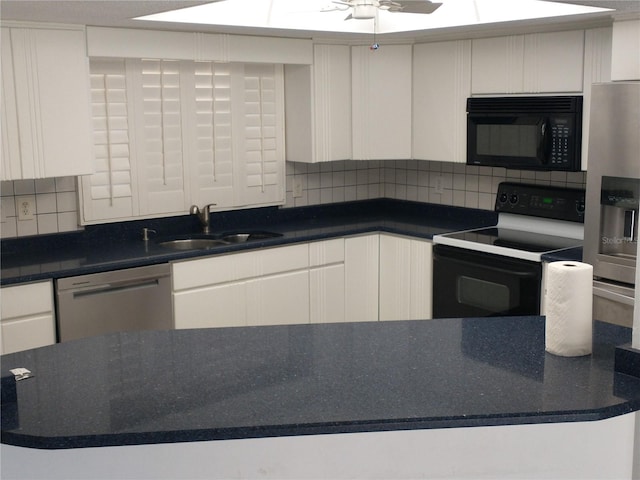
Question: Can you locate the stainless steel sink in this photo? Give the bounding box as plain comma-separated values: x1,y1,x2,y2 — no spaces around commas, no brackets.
156,231,282,251
222,232,282,243
157,238,229,250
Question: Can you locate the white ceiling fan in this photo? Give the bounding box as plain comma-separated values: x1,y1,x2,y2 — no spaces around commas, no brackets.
322,0,442,20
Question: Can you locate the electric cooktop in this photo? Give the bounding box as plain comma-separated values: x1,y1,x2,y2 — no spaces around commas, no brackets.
433,183,586,262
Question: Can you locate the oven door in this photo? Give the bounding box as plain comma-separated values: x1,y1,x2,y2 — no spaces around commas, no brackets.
433,245,542,318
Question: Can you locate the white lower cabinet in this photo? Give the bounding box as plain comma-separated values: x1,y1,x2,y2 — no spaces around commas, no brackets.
246,270,310,326
173,240,344,329
172,243,310,329
0,280,56,354
172,233,432,329
344,234,380,322
379,234,433,321
310,238,345,324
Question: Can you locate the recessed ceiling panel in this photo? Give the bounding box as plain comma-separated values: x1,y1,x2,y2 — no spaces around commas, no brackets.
134,0,613,35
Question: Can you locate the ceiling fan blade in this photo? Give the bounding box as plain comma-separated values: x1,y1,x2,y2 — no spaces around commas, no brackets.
344,13,354,20
390,0,442,14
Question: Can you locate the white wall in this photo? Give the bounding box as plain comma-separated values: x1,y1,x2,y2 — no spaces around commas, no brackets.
1,414,635,480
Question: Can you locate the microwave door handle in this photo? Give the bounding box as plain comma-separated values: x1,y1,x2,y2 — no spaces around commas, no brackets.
540,118,551,164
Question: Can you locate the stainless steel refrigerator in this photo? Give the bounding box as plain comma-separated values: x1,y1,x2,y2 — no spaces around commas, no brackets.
584,81,640,327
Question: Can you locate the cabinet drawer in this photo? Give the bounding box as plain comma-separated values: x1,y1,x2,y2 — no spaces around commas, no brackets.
309,238,345,267
1,281,53,320
1,314,56,354
172,244,309,290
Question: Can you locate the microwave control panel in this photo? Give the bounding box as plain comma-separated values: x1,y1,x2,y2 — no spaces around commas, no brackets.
549,117,574,167
495,182,585,223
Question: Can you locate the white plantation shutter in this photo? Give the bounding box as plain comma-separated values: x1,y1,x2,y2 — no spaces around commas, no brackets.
80,58,285,224
80,59,136,222
237,64,285,206
133,59,187,215
189,61,235,207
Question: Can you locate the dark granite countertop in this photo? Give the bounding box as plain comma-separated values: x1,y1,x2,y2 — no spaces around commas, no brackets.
2,199,498,285
1,316,638,450
1,198,584,286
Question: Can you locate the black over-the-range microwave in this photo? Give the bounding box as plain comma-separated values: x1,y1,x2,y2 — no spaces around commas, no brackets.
466,95,583,171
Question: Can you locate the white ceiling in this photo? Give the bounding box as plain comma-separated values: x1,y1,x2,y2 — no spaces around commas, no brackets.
1,0,639,40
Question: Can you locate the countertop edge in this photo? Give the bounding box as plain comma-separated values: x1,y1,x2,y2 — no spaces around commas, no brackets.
3,401,638,450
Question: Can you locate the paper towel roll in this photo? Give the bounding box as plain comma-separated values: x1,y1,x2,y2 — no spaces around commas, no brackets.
544,261,593,357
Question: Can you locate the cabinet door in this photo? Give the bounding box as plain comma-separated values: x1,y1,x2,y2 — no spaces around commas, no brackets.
413,40,471,163
379,235,412,321
173,282,247,329
1,26,93,180
581,27,612,171
409,238,433,320
611,19,640,81
522,31,584,93
284,44,351,163
471,35,524,95
1,280,56,354
345,234,379,322
472,31,584,94
310,238,346,324
352,45,412,160
379,235,432,321
246,270,310,326
1,28,21,181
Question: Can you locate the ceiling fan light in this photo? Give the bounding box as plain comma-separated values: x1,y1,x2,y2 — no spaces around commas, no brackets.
352,4,378,19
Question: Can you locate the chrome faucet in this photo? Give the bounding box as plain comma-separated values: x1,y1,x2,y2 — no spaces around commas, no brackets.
190,204,216,233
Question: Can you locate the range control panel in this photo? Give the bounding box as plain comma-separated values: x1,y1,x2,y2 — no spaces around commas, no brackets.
495,182,586,223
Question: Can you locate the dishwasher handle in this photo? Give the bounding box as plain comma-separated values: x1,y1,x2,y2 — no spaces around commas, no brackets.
70,277,165,298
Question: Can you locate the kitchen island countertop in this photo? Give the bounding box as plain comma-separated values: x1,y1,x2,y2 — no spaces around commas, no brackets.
2,316,639,450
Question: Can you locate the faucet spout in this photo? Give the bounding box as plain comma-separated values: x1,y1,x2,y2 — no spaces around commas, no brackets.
190,204,216,233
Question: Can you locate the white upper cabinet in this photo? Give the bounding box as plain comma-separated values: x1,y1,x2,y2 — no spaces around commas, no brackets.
1,24,94,180
351,44,413,160
80,59,285,224
580,27,612,171
471,30,585,94
413,40,471,163
611,19,640,81
284,44,352,163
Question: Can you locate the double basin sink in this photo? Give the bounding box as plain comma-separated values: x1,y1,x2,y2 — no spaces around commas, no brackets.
157,231,282,251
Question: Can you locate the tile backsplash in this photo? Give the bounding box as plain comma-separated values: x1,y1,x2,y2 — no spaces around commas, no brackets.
1,177,81,239
285,160,586,210
1,161,586,239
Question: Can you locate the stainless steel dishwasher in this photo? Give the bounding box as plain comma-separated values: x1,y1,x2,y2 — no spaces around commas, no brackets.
56,263,172,342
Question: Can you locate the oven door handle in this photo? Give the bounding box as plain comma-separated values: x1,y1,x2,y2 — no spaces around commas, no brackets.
434,254,539,278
